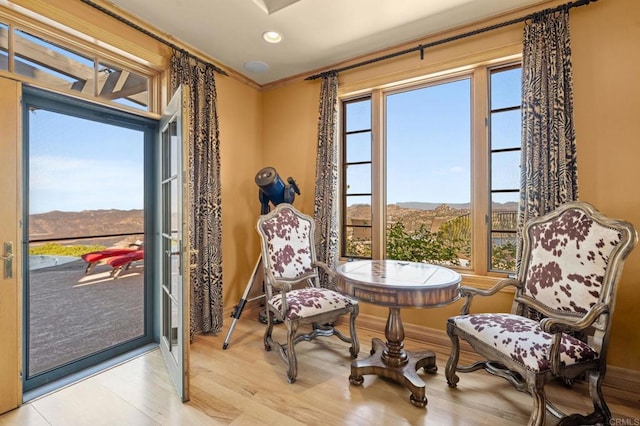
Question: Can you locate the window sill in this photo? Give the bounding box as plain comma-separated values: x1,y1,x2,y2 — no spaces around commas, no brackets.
459,273,517,293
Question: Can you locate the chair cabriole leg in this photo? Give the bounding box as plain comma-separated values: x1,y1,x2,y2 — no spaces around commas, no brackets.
349,307,360,358
528,382,546,426
286,322,298,384
445,322,460,387
264,310,273,351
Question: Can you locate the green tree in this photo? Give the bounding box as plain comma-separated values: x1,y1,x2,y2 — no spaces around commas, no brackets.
491,241,516,271
386,222,461,265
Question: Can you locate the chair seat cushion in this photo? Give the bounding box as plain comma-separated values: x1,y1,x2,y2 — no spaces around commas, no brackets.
268,287,356,320
451,313,599,372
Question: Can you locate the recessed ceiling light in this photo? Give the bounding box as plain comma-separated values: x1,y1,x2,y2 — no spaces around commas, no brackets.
262,31,282,43
244,60,270,73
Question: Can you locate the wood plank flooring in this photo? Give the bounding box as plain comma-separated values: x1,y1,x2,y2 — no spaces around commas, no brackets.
1,308,638,425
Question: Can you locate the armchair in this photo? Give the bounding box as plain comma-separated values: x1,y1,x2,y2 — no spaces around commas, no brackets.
257,203,359,383
445,201,637,425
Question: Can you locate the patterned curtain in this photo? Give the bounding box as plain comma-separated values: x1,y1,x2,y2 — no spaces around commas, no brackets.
170,50,223,337
314,73,340,288
516,9,578,270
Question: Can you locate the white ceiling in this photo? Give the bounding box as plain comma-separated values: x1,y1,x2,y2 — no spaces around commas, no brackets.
108,0,545,85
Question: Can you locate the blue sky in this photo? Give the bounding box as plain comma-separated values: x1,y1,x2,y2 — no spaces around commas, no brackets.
346,67,521,206
386,78,471,204
28,110,144,214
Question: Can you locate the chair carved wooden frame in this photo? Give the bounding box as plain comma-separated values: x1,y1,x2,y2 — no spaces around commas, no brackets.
445,201,637,426
257,203,360,383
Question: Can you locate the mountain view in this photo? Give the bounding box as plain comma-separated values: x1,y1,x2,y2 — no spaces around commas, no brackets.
29,209,144,245
347,202,517,234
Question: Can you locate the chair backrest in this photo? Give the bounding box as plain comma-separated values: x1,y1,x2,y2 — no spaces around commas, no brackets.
517,201,637,319
257,203,318,283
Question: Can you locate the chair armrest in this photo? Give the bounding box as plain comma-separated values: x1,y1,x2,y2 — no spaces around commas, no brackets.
270,280,293,294
459,278,521,315
312,261,336,280
541,303,608,375
540,303,609,334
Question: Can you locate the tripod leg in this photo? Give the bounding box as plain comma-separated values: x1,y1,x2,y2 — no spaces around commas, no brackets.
222,257,263,349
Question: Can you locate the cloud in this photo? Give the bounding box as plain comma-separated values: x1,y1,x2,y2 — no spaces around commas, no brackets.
29,155,143,213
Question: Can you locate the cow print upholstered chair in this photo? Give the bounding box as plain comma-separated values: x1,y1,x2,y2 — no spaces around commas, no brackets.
445,201,637,426
257,203,359,383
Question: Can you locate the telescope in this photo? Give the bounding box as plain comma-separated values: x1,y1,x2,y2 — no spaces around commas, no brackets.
222,167,302,349
255,166,300,214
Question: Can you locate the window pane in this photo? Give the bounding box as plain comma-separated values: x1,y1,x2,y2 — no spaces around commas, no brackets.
15,29,94,93
346,163,371,194
344,226,371,258
345,99,371,132
385,78,471,267
491,192,518,272
98,62,149,111
0,23,8,71
492,191,519,206
491,109,521,150
346,132,371,163
491,151,520,190
491,67,521,110
345,197,371,258
345,196,371,224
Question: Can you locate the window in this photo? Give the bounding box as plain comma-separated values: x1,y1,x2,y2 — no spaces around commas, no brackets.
342,98,373,258
340,64,521,275
386,78,471,267
489,66,522,272
1,22,152,111
0,22,8,71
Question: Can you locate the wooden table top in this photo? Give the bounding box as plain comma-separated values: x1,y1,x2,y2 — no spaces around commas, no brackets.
335,260,461,308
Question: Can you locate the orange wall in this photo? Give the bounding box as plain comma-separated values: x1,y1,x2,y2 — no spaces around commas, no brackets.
260,0,640,371
216,76,263,307
262,80,321,216
570,0,640,369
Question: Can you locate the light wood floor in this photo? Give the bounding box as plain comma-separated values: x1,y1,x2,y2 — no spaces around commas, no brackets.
1,308,638,425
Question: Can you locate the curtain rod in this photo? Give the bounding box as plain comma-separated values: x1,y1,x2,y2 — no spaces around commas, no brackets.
80,0,228,76
306,0,597,80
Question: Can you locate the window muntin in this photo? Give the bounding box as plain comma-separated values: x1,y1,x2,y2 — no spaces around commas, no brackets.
340,63,522,276
489,66,522,272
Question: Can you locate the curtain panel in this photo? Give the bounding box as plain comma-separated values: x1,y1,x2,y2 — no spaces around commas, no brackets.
314,73,340,288
170,50,223,337
517,10,578,270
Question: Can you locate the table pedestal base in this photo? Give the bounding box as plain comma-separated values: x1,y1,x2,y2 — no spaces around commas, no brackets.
349,337,438,407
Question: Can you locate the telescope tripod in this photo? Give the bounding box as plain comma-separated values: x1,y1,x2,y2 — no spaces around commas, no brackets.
222,256,275,349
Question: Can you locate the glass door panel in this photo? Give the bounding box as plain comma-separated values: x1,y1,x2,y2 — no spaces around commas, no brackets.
159,85,189,402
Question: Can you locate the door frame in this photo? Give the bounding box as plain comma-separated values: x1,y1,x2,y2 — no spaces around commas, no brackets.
21,86,158,393
0,77,22,415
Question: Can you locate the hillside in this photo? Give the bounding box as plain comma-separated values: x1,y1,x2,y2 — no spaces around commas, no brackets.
348,203,470,233
396,201,518,211
29,209,144,242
